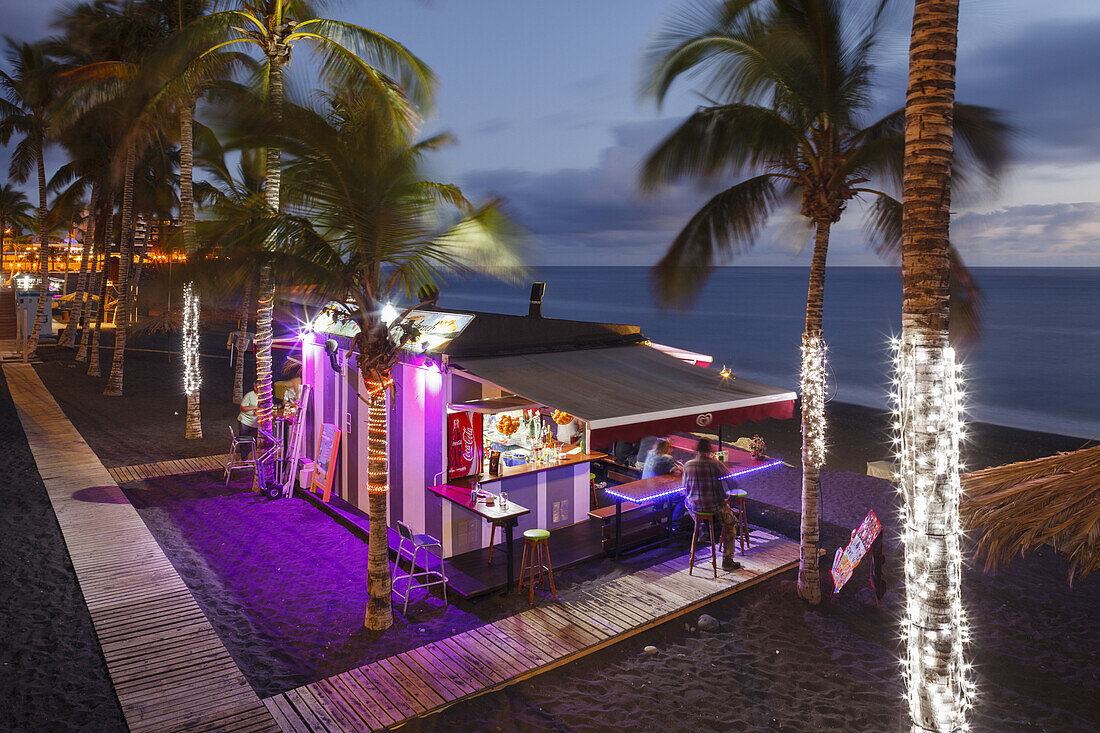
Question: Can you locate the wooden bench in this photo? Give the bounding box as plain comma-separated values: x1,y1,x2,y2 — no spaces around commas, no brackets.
588,501,669,554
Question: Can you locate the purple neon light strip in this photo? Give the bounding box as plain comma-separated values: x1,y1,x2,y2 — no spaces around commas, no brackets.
603,459,785,504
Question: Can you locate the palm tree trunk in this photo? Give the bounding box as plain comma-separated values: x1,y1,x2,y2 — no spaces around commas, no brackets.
364,385,393,630
25,136,49,359
233,275,252,404
105,143,136,396
87,214,111,378
899,2,968,731
61,183,98,349
77,206,106,362
796,218,831,605
181,103,202,439
255,60,284,432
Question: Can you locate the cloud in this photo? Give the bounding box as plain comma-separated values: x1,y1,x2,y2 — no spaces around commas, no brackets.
957,18,1100,164
464,118,1099,266
952,203,1100,265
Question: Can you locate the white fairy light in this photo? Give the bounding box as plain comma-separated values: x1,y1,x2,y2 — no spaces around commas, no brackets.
183,282,201,395
892,334,971,733
800,331,827,467
381,302,398,327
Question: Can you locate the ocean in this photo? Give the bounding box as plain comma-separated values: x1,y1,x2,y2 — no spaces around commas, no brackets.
433,267,1100,441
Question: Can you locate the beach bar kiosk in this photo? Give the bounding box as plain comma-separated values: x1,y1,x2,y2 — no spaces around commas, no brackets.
299,290,795,567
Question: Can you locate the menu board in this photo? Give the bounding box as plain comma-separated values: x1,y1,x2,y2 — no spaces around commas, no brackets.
312,423,341,502
447,411,483,480
831,510,883,595
395,310,474,352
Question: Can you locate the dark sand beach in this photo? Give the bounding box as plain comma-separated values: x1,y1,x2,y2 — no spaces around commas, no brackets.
3,333,1098,732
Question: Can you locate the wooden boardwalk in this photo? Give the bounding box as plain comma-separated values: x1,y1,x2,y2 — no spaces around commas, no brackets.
109,454,230,484
265,527,800,732
4,364,277,733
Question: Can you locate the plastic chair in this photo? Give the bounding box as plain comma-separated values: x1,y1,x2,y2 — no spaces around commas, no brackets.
688,510,718,578
224,425,258,486
517,528,556,605
393,521,448,614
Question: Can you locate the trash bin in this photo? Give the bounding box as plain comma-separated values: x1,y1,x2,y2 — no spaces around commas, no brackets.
16,292,52,341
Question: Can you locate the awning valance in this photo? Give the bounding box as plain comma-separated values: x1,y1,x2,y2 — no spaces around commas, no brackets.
452,344,795,432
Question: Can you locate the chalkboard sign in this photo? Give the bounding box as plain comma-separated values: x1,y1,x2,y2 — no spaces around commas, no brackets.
312,423,341,502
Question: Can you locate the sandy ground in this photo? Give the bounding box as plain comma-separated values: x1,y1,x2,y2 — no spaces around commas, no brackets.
3,332,1098,732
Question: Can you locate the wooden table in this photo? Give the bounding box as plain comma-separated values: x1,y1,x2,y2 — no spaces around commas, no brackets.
602,449,782,557
427,483,531,593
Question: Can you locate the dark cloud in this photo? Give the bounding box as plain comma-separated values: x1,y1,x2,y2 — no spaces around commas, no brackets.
465,119,1099,266
956,18,1100,163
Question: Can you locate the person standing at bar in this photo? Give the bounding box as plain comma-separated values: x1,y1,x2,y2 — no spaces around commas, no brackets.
683,438,741,570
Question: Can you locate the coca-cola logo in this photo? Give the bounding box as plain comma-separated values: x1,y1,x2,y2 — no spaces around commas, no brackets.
462,426,474,462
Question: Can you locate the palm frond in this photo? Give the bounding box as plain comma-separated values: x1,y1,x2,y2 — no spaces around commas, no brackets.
652,173,782,306
641,102,800,188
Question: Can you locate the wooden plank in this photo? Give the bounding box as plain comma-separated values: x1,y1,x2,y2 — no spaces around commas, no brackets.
321,674,385,730
476,621,555,668
461,629,529,677
375,655,447,709
284,687,338,732
339,670,399,728
406,645,480,697
264,695,311,733
308,680,371,733
392,651,463,704
421,640,497,689
351,665,421,720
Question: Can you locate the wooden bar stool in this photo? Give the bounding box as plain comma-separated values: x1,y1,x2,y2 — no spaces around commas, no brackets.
725,489,750,555
688,510,718,578
517,529,556,605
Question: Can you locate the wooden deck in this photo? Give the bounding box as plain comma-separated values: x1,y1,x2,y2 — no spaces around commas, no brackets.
4,364,277,733
108,453,230,484
265,527,800,731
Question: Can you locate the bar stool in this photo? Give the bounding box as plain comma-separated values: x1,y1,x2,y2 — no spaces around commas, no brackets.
517,529,556,605
224,425,257,486
725,489,750,555
393,521,448,614
688,510,718,578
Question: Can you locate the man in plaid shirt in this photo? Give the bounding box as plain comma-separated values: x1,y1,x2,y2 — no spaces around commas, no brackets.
683,438,742,570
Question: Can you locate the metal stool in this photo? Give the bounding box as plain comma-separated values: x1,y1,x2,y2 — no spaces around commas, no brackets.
688,510,718,578
517,529,556,605
393,521,448,614
224,425,257,485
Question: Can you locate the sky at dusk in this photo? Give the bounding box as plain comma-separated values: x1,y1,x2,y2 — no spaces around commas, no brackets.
3,0,1098,266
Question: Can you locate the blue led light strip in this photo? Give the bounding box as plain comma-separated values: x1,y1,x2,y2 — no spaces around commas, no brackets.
603,459,784,504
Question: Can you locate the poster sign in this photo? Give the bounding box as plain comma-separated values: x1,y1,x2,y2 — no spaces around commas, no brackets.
312,423,341,502
831,510,883,595
447,411,483,480
395,310,474,352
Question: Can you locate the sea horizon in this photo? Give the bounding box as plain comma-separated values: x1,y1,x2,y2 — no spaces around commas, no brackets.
436,266,1100,441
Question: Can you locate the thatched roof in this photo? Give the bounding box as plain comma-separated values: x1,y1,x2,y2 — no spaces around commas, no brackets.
962,446,1100,583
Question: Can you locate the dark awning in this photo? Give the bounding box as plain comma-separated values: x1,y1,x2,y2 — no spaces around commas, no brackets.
452,344,795,431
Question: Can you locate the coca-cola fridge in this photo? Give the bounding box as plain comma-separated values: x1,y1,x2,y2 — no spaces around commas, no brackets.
447,411,483,481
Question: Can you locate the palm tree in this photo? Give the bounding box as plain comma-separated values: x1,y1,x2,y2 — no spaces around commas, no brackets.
194,140,265,403
52,0,181,396
209,87,523,630
0,41,61,356
640,0,1007,604
0,183,34,283
897,0,970,729
174,0,435,433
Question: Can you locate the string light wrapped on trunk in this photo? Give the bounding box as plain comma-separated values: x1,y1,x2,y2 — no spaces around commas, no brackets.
365,375,394,494
891,335,972,733
182,282,202,438
800,331,828,467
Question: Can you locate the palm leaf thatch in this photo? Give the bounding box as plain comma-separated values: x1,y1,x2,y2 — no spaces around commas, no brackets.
962,446,1100,583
